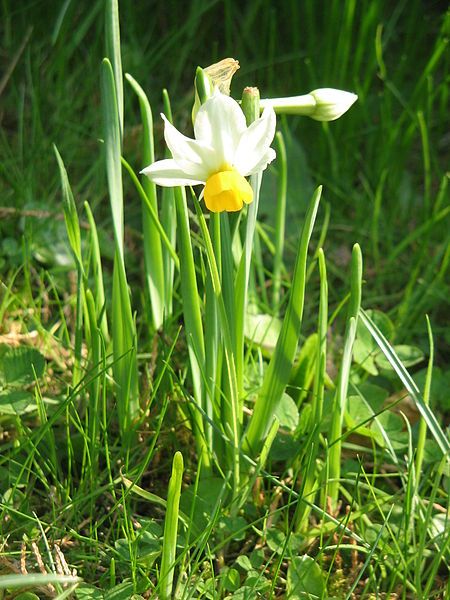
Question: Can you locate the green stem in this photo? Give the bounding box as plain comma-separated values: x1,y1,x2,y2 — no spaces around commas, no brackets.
192,192,240,499
235,86,261,398
272,131,287,310
259,93,316,115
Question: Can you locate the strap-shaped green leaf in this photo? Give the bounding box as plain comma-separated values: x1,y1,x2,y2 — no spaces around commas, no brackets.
244,186,322,455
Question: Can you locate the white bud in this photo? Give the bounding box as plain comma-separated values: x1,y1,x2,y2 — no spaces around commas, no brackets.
309,88,358,121
260,88,357,121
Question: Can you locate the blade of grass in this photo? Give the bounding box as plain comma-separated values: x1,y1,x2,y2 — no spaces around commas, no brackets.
0,574,81,590
344,506,394,599
54,585,81,600
360,309,449,456
120,155,179,269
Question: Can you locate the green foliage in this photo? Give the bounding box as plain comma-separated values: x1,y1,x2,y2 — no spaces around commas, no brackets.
0,345,45,387
286,555,326,599
0,345,45,415
0,0,449,598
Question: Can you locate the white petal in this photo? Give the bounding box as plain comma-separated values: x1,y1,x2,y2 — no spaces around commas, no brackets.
141,159,205,187
194,90,247,167
162,115,215,174
245,147,276,175
234,107,276,176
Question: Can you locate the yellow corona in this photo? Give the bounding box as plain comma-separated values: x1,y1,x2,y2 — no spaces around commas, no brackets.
204,169,253,212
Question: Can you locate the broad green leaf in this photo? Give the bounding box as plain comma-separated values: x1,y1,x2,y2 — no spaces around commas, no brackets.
104,582,134,600
414,367,450,411
114,533,161,566
0,346,45,386
347,393,404,447
0,390,36,415
346,384,386,437
231,585,263,599
180,476,225,533
353,309,394,375
286,555,326,599
266,528,286,554
274,392,299,430
219,515,248,541
244,571,270,592
270,431,298,461
223,568,241,592
375,344,424,371
75,586,104,599
244,311,282,354
235,555,253,572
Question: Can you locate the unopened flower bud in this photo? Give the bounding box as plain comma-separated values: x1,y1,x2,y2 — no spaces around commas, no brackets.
309,88,358,121
260,87,357,122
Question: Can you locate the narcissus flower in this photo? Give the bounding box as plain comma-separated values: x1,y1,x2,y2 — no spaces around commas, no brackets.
141,89,276,213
